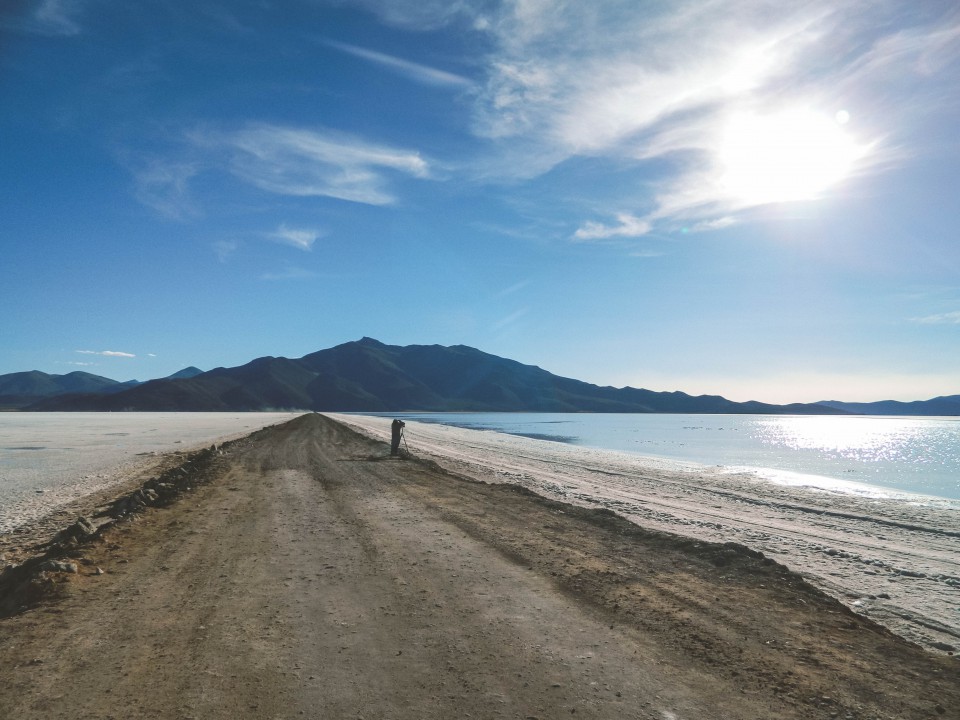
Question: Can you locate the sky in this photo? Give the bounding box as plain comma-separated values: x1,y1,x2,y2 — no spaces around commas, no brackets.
2,0,959,404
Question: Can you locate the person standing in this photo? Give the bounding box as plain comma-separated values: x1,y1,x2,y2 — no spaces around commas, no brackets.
391,419,405,456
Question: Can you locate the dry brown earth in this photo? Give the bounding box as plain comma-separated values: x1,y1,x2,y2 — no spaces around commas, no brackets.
0,413,956,719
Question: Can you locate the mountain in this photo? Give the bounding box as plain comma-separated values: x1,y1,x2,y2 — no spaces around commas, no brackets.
818,396,960,416
0,370,138,410
25,338,845,414
165,366,204,380
0,367,206,410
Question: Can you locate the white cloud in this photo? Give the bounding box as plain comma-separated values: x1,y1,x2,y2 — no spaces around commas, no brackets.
913,311,960,325
573,213,651,241
468,1,959,233
687,216,739,233
77,350,136,358
197,124,429,206
269,224,321,251
323,39,472,87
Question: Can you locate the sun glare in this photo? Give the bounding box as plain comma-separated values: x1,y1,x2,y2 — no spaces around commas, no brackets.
719,108,866,205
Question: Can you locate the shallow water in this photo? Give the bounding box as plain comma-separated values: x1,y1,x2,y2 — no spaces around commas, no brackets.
385,413,960,502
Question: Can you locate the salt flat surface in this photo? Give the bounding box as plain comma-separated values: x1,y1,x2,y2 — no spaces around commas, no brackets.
0,412,300,534
333,413,960,654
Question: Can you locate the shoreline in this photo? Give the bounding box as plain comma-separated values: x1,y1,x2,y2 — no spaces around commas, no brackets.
386,412,960,503
332,413,960,654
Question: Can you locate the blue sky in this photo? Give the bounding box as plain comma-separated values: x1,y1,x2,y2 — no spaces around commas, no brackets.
2,1,959,403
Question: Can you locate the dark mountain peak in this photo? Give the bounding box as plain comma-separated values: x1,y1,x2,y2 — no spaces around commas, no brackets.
166,366,204,380
63,370,102,380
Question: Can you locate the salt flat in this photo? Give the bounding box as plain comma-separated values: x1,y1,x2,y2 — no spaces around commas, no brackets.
0,412,300,534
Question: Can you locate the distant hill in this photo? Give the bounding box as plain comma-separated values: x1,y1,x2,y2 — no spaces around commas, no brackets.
165,366,204,380
0,370,138,410
26,338,845,414
0,367,206,410
818,396,960,416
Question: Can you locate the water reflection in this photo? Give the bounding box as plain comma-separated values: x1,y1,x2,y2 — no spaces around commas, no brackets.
753,416,931,462
392,413,960,501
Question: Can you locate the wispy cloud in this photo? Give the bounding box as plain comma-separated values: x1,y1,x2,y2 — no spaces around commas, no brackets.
5,0,84,36
687,216,738,233
468,2,960,234
495,280,530,299
127,156,200,220
269,224,321,251
214,240,238,262
77,350,136,358
491,307,529,332
193,123,430,206
913,311,960,325
573,213,651,241
323,39,472,88
341,1,483,31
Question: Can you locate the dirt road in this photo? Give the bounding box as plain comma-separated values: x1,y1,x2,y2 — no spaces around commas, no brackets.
0,414,956,719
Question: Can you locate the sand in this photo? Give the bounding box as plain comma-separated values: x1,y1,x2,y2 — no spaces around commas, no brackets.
332,414,960,654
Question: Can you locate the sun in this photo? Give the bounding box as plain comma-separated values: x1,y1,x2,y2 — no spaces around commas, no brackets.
718,107,867,205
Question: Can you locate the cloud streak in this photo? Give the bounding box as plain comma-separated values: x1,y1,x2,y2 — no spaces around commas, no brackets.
195,123,430,206
913,311,960,325
77,350,136,358
323,39,472,87
127,123,432,216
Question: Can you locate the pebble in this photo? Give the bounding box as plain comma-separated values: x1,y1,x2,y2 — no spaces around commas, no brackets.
40,560,78,573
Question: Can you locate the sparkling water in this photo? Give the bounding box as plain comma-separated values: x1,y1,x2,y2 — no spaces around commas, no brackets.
388,413,960,502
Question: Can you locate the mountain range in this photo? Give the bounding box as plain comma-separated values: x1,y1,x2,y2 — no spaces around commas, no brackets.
0,367,202,410
2,338,956,415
